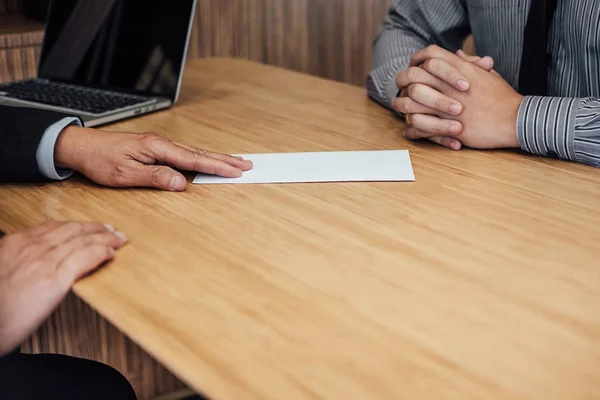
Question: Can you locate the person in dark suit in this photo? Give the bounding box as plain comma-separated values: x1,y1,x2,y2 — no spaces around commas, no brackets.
0,104,253,399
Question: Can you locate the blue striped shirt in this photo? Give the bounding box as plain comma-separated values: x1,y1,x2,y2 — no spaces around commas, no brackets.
367,0,600,167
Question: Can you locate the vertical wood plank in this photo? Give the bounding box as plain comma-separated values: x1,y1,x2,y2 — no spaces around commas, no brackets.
2,1,394,86
21,294,186,400
194,0,393,86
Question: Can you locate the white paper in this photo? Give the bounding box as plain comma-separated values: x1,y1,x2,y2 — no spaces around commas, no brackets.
193,150,415,184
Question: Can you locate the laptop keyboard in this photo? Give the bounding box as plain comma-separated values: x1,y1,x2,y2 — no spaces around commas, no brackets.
0,79,150,114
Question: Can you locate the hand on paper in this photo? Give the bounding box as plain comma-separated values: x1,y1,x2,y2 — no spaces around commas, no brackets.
54,127,253,191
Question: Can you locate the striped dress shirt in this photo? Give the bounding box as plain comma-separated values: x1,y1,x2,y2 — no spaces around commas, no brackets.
367,0,600,167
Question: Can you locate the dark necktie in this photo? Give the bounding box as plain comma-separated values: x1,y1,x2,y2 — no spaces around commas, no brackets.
517,0,558,95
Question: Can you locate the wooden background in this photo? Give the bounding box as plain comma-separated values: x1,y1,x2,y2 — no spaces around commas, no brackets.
23,293,188,398
189,0,394,86
1,0,395,86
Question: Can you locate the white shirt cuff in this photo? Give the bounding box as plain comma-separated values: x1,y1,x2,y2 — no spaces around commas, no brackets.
36,117,81,180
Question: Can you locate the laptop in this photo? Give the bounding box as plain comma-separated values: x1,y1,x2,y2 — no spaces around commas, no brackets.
0,0,197,127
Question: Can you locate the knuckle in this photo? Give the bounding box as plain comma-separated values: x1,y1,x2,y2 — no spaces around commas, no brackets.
434,96,446,110
193,148,208,157
141,132,160,140
404,98,416,113
407,127,422,140
65,221,85,235
446,67,458,81
407,84,418,97
41,221,62,231
151,167,163,185
76,234,92,247
110,164,131,185
423,58,438,71
141,133,167,149
406,67,420,83
424,45,438,58
436,121,449,134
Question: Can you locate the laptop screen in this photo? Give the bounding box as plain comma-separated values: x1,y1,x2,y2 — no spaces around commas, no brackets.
39,0,195,101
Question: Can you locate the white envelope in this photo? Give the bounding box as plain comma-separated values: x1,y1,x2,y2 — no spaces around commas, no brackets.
193,150,415,184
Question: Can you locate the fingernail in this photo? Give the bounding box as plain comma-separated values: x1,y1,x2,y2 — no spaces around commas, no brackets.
457,79,469,90
449,103,462,115
104,223,115,232
449,123,462,134
169,176,184,191
115,231,128,241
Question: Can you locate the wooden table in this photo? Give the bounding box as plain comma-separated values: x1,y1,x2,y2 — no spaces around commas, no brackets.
2,58,600,400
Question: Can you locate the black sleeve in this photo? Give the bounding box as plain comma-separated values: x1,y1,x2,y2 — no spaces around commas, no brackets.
0,104,80,182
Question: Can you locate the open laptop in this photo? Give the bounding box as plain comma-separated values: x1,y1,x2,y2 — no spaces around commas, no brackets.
0,0,197,127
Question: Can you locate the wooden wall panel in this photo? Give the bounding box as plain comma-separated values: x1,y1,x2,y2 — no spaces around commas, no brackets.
192,0,393,86
0,30,43,83
1,0,394,86
0,0,21,12
21,294,187,399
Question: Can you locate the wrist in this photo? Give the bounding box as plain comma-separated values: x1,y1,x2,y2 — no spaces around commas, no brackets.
505,93,525,148
54,125,92,171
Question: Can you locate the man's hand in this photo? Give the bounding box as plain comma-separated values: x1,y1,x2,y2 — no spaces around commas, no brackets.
405,45,523,149
0,222,127,356
54,127,253,191
393,49,495,150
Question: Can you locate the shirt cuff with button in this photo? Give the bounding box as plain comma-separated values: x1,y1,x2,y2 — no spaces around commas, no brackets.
36,117,81,180
517,96,600,167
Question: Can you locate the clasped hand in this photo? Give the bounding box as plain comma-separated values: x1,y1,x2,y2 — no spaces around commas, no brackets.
392,45,524,150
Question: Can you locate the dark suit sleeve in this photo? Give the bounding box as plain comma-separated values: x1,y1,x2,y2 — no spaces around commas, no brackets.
0,104,80,182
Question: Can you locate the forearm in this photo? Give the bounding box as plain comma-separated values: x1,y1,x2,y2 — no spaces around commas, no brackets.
367,0,470,108
0,105,80,182
517,97,600,167
0,136,44,182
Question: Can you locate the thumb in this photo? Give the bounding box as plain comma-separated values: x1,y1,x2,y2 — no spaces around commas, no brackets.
474,56,494,71
137,165,187,191
456,49,495,71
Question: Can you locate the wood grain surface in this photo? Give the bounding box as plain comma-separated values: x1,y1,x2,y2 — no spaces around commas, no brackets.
2,58,600,400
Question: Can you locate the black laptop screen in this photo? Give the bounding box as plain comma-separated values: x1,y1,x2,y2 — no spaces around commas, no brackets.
39,0,195,100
